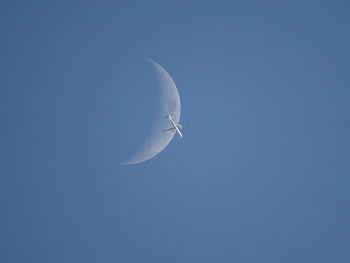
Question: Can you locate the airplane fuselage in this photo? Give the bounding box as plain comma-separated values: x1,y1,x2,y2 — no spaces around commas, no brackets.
168,115,183,138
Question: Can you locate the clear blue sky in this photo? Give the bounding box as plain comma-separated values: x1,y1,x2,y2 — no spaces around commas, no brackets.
1,1,350,262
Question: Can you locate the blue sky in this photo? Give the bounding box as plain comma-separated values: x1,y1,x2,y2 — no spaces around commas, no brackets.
1,1,350,262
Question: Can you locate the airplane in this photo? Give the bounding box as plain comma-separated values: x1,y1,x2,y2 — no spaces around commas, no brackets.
163,114,183,138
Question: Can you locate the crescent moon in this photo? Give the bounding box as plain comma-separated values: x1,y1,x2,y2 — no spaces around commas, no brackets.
122,60,181,165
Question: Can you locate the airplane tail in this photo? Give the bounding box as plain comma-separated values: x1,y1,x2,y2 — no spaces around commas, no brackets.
164,113,175,118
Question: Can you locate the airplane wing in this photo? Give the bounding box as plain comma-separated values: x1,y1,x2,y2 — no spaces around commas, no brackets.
162,127,175,132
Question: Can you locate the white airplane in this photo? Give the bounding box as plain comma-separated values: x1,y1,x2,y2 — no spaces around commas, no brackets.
163,114,183,138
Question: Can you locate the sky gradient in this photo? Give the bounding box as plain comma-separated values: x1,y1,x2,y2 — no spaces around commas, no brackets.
1,1,350,262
